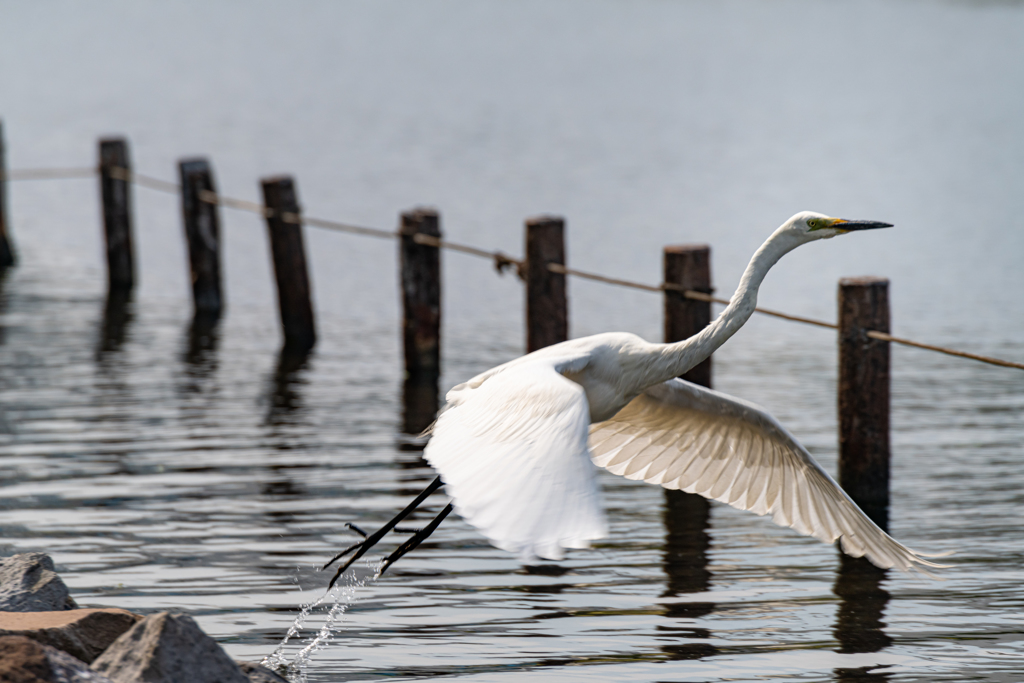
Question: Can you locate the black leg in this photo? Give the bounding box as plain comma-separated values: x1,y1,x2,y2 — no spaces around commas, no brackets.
324,475,443,589
378,503,454,577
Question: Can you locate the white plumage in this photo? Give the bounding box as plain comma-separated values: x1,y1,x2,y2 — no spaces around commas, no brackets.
422,212,944,573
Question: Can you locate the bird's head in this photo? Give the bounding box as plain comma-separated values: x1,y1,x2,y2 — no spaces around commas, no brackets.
784,211,893,242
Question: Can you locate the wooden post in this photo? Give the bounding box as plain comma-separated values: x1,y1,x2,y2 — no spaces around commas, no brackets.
662,244,714,596
525,216,567,352
261,176,316,353
664,245,712,386
179,159,223,317
400,208,442,377
838,277,890,530
0,120,15,267
99,138,135,291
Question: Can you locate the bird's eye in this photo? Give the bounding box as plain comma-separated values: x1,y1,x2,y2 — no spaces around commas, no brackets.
807,219,821,230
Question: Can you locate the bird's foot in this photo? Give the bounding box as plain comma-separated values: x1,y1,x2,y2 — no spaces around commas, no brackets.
378,503,454,577
323,475,444,589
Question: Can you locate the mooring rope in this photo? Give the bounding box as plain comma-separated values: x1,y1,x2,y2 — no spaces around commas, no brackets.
3,165,1022,371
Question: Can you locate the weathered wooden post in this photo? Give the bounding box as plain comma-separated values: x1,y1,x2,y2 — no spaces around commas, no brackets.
838,277,890,530
261,176,316,353
99,138,135,291
179,159,223,317
399,208,442,436
664,245,713,386
525,216,567,352
0,120,15,267
400,208,442,377
661,244,714,596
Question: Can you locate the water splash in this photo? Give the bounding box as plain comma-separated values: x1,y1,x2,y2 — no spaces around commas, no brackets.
262,560,383,682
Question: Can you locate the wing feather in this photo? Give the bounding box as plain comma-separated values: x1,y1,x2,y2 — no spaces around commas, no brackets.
589,378,945,574
425,357,607,561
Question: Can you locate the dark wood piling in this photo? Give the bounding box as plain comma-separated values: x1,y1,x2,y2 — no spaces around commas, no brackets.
261,176,316,353
400,208,442,378
0,120,15,267
179,159,223,317
525,216,567,352
662,244,714,596
99,138,135,291
664,245,713,386
838,277,890,530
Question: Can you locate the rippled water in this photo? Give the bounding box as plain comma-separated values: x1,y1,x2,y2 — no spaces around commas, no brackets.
1,1,1023,681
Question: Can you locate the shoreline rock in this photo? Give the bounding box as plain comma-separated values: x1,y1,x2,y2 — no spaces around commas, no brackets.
91,612,250,683
0,634,115,683
0,608,143,664
1,554,287,683
0,553,78,612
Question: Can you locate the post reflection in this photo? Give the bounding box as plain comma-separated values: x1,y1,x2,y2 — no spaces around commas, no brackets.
832,494,892,683
265,345,311,427
179,312,220,394
833,554,892,654
398,370,438,467
0,268,9,347
659,489,717,659
259,346,311,530
662,490,712,596
96,289,133,358
401,371,438,438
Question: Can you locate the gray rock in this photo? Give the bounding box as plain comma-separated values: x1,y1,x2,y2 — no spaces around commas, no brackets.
0,608,143,663
236,661,290,683
0,554,78,612
90,612,249,683
0,634,115,683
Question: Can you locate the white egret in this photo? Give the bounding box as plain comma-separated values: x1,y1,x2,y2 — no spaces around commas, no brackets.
326,212,944,586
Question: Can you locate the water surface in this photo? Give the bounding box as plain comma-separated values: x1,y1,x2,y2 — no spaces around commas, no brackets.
0,1,1022,681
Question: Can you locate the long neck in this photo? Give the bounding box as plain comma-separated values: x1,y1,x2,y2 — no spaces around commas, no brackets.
651,229,804,384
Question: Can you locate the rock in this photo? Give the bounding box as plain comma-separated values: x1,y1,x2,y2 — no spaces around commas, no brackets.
0,554,78,612
91,612,249,683
0,608,143,664
0,634,115,683
236,661,290,683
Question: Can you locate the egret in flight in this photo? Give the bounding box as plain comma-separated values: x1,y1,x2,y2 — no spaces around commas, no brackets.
325,211,944,587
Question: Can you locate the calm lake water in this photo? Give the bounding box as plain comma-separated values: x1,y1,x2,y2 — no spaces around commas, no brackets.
1,1,1023,681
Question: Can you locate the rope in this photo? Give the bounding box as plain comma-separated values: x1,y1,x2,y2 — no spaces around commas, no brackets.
1,168,96,181
865,331,1024,370
4,164,1021,371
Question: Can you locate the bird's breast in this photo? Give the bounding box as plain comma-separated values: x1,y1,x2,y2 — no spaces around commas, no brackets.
562,370,631,424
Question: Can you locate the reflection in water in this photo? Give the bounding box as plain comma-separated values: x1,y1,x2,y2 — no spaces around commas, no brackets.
401,371,438,439
833,665,893,683
659,489,716,660
96,289,133,358
0,269,8,347
833,554,892,654
661,490,712,597
265,346,311,427
398,370,439,471
180,313,220,394
832,519,892,683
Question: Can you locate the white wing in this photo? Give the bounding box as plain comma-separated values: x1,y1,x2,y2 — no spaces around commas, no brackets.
425,356,607,561
589,378,945,573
